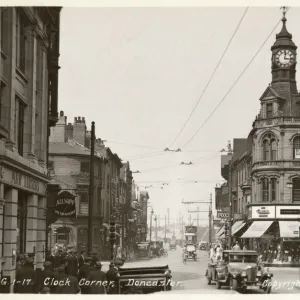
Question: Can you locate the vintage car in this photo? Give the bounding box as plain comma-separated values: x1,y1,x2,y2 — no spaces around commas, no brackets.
169,243,176,250
214,250,273,293
185,243,197,261
115,265,172,294
199,241,208,251
136,242,151,260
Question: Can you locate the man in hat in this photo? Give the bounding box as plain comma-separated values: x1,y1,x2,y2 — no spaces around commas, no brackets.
36,261,55,294
106,260,123,294
52,266,80,294
66,249,78,277
86,261,107,294
78,251,85,268
14,257,36,294
78,256,94,294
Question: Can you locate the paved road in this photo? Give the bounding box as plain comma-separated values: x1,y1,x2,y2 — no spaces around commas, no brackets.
103,246,300,294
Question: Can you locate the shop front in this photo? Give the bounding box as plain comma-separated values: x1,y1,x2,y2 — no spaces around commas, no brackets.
241,204,300,265
0,164,48,291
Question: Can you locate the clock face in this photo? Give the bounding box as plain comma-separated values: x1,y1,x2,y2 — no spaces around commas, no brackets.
275,49,296,67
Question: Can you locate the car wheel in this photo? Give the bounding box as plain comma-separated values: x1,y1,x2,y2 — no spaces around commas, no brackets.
241,286,247,293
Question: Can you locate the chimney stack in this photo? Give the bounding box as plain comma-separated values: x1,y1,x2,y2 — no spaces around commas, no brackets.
49,111,67,143
73,116,86,145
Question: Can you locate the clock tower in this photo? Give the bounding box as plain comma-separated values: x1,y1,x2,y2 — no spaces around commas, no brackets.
270,8,298,96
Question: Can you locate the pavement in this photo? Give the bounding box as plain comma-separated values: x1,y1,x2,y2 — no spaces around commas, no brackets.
101,247,300,294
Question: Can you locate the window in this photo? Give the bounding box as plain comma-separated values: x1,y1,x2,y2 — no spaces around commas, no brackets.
262,134,277,161
271,140,277,160
79,191,88,203
107,175,110,191
262,178,269,202
292,178,300,202
97,187,102,214
17,100,25,156
17,193,27,254
1,8,9,53
16,10,27,73
48,160,54,171
266,103,273,118
80,162,90,173
263,140,270,161
293,136,300,159
271,178,276,202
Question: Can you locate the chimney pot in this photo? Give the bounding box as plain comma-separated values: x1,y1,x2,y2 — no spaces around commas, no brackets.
74,117,77,122
60,111,64,116
78,117,81,122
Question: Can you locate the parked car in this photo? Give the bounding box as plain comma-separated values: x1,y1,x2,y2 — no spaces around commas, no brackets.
199,241,208,250
210,250,273,293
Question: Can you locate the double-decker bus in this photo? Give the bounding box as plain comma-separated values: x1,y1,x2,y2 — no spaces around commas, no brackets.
185,226,197,244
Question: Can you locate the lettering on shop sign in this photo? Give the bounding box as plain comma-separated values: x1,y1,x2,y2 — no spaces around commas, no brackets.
55,191,76,217
280,209,300,215
256,207,270,218
11,172,39,192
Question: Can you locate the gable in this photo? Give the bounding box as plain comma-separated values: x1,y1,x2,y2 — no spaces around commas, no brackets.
259,86,284,101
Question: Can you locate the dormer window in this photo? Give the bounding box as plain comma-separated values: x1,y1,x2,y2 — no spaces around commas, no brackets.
266,103,273,118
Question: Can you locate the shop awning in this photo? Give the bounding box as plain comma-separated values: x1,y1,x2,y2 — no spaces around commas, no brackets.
232,221,247,236
215,226,225,238
279,221,300,238
241,221,273,238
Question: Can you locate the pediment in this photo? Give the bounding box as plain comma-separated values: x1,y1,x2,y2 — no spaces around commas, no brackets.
259,86,285,101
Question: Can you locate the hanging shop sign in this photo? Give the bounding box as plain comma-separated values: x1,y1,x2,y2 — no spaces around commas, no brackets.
250,205,275,219
276,206,300,219
55,191,76,217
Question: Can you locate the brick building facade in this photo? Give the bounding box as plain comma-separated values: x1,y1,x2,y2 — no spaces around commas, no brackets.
0,7,61,290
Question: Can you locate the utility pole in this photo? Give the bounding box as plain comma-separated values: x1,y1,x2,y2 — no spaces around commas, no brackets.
167,208,170,229
88,121,95,254
164,215,167,240
189,214,192,225
209,193,212,246
155,214,158,241
228,162,232,249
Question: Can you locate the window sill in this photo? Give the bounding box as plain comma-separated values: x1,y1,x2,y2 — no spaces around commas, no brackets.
15,67,28,83
1,50,7,59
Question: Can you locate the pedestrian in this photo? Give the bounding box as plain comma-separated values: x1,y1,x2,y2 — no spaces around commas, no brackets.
87,261,107,294
106,260,123,294
78,256,94,294
36,261,55,294
78,251,85,268
66,249,78,277
14,257,36,294
52,266,80,294
232,241,241,251
243,244,248,250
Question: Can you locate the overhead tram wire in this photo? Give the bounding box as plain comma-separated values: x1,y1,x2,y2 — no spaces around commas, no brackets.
170,7,249,148
182,9,290,149
105,140,161,151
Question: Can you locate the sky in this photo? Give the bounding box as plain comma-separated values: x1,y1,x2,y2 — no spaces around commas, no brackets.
57,6,300,226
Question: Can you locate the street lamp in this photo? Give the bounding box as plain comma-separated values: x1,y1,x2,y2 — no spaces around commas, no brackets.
149,209,154,243
287,181,293,189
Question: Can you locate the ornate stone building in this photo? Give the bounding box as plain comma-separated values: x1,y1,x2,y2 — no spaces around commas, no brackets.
0,7,61,290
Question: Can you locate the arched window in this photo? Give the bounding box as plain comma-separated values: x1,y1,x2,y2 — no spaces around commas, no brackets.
262,178,269,202
262,133,277,161
263,140,269,160
271,140,277,160
271,178,276,202
293,136,300,159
